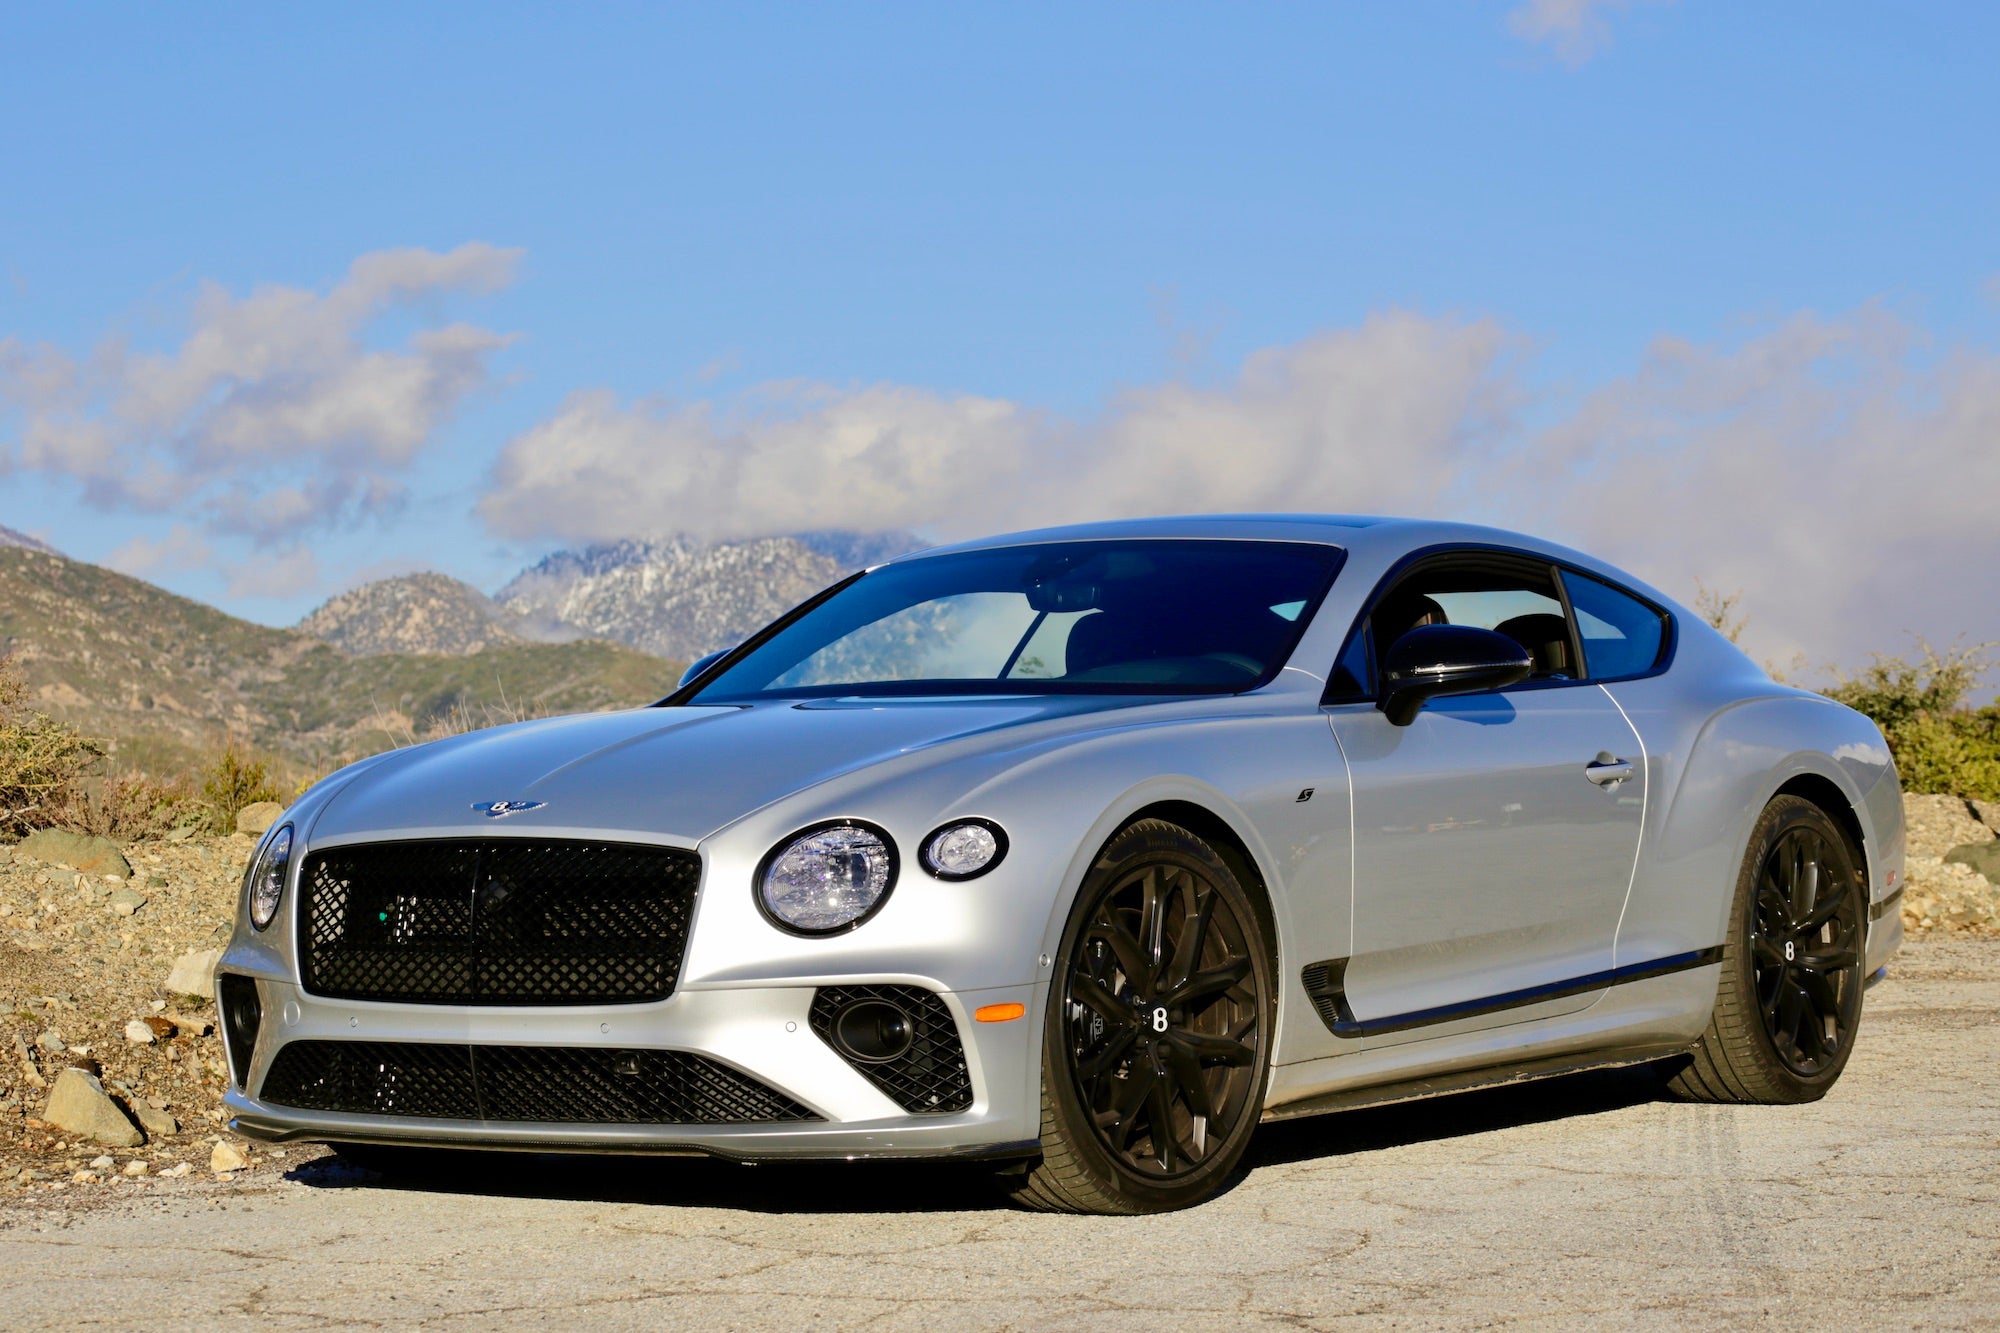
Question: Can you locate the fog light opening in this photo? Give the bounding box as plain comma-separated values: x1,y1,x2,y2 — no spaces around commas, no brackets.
831,1000,914,1064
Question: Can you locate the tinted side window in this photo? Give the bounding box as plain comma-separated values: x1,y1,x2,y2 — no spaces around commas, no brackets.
1326,554,1585,704
1561,571,1667,680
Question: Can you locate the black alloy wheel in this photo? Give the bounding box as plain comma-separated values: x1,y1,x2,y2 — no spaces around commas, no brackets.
1008,819,1273,1213
1750,823,1864,1076
1669,795,1867,1104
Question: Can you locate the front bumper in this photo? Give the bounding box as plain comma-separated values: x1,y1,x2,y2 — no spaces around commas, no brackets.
219,971,1046,1161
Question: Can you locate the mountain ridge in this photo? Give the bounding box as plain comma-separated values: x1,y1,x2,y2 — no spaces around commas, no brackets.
0,547,680,769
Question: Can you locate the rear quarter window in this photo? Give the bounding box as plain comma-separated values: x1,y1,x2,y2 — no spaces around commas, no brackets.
1561,570,1669,680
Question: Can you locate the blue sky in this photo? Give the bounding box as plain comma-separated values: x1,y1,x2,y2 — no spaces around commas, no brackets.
2,3,1996,669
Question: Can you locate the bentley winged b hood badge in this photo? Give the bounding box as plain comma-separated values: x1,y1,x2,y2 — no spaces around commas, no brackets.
472,799,546,818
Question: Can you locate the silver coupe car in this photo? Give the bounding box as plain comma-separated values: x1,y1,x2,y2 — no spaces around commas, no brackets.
217,515,1905,1213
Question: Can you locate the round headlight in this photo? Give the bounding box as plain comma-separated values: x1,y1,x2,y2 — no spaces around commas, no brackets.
246,822,293,930
758,821,897,934
920,820,1007,880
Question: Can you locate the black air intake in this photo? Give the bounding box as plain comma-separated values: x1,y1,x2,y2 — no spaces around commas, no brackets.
809,985,973,1114
217,973,262,1091
259,1041,818,1125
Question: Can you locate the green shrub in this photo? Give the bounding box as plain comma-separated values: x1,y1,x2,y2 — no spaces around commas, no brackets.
198,741,283,833
1823,640,2000,800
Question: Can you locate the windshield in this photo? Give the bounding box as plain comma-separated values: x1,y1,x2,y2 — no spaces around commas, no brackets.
682,539,1345,701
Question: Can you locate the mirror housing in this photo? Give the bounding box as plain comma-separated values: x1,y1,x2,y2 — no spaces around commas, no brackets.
1377,624,1533,726
677,648,732,690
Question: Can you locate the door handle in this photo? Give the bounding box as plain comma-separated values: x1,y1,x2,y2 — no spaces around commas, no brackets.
1585,757,1634,787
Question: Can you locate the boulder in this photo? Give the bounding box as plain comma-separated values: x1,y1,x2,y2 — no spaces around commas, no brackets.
1943,841,2000,883
42,1068,143,1147
165,949,223,1000
235,802,285,836
17,830,132,879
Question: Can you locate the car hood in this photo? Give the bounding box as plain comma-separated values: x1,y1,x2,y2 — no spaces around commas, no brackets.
308,696,1166,845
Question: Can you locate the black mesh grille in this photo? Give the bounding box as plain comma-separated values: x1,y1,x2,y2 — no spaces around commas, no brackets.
260,1041,818,1124
810,985,973,1114
300,839,699,1005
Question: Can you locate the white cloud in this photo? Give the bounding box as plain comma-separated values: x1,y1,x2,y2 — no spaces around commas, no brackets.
1517,307,2000,671
479,301,2000,674
478,312,1514,545
103,524,214,579
224,545,321,600
0,242,520,544
1508,0,1664,66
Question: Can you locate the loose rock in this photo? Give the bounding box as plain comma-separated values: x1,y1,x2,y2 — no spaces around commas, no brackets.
35,1029,65,1054
210,1140,248,1173
131,1100,178,1138
235,802,285,836
124,1019,157,1045
42,1068,144,1148
108,887,148,916
165,948,223,999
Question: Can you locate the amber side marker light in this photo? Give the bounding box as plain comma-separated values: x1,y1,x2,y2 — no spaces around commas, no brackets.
974,1002,1026,1023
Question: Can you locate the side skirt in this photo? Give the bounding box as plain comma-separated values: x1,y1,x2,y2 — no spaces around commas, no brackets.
1259,1042,1688,1123
1300,947,1725,1040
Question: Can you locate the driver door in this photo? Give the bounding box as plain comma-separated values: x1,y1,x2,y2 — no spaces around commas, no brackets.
1321,552,1646,1048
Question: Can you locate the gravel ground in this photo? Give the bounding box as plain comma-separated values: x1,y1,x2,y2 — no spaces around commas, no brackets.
0,935,1991,1330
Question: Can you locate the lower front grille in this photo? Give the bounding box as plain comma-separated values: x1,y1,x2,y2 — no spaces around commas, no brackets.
810,985,973,1114
259,1041,819,1125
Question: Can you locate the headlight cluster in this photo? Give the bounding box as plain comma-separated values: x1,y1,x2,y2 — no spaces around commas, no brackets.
758,822,898,934
245,823,293,930
919,820,1007,880
757,816,1009,934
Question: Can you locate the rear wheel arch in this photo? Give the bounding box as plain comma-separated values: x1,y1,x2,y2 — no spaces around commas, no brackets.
1771,771,1868,885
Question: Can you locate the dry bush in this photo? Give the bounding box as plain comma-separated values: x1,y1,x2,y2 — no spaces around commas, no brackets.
50,769,206,841
0,653,104,836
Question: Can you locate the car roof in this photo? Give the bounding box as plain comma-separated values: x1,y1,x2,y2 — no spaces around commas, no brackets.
888,514,1678,608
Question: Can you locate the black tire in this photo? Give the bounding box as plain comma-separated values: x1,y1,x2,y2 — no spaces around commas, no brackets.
1669,795,1867,1104
1007,819,1275,1214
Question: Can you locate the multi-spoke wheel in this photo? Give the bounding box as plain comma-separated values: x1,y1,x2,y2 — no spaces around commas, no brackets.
1669,795,1867,1104
1007,819,1273,1214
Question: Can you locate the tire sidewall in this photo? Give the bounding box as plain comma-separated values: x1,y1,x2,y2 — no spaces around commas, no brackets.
1723,797,1866,1099
1039,820,1277,1212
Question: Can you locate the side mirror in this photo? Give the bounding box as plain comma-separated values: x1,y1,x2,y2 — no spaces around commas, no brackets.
1377,624,1533,726
677,648,732,690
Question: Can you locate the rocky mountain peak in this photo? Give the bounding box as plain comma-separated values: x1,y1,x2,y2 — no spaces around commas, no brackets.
495,529,923,663
298,572,578,658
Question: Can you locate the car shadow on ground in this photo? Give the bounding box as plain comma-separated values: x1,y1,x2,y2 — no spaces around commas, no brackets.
281,1062,1680,1214
1244,1061,1674,1172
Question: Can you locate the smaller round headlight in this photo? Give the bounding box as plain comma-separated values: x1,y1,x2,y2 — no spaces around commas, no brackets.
759,822,897,934
246,823,293,930
920,820,1007,881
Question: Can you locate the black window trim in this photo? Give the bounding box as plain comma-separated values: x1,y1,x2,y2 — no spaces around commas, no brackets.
1319,541,1678,707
